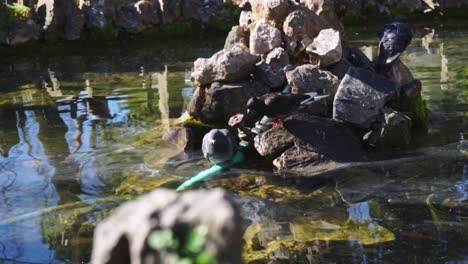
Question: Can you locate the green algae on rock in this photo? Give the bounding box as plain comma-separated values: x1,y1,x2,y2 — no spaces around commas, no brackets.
289,217,395,245
115,175,180,195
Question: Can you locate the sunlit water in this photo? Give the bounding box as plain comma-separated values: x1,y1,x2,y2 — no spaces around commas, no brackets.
0,28,467,263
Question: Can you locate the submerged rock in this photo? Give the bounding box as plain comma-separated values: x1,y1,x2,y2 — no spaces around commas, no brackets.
364,108,412,149
306,28,342,67
249,19,282,55
273,145,340,176
187,80,269,124
273,113,366,176
283,113,366,162
333,67,399,129
92,189,242,264
255,47,290,88
191,47,259,86
162,127,195,152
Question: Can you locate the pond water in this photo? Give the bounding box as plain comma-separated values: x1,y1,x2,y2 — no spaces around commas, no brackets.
0,26,468,264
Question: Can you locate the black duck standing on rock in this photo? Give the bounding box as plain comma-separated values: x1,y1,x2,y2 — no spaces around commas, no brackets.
202,129,237,165
376,16,413,73
246,92,329,119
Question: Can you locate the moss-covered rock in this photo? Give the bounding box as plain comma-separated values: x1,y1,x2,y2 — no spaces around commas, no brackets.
403,95,428,128
364,108,413,149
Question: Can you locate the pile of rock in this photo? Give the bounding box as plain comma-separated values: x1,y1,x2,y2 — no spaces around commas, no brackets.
0,0,235,45
186,0,428,176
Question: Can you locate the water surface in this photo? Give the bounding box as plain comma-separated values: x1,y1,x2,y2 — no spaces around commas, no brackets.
0,28,467,263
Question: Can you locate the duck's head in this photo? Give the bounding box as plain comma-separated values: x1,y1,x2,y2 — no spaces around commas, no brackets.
246,97,266,115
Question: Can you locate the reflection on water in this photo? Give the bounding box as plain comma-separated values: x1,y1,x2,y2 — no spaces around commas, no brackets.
0,29,467,263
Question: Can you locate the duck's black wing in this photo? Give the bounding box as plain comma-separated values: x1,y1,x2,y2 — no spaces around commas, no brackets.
263,93,309,116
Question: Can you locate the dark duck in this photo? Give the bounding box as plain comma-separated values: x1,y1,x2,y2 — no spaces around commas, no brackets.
376,16,413,73
202,129,238,165
246,92,328,125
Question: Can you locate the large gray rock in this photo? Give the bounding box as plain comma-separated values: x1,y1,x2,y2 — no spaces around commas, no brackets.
286,65,340,104
224,25,249,51
306,28,342,67
282,9,323,56
255,47,290,88
191,47,259,86
249,19,282,55
363,108,412,149
254,125,295,158
187,80,269,123
91,189,242,264
273,145,339,177
283,113,366,162
333,67,399,129
250,0,289,26
273,113,366,176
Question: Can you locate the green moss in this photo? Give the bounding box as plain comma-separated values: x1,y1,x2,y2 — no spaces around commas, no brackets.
44,32,62,45
289,217,395,245
83,23,119,41
1,4,31,30
140,20,196,38
400,95,428,129
6,4,31,19
182,117,214,148
115,175,180,195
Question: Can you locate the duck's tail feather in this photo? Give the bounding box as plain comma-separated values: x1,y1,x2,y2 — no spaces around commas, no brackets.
301,93,329,105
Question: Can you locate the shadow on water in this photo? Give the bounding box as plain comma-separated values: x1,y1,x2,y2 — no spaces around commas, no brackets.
0,27,468,263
